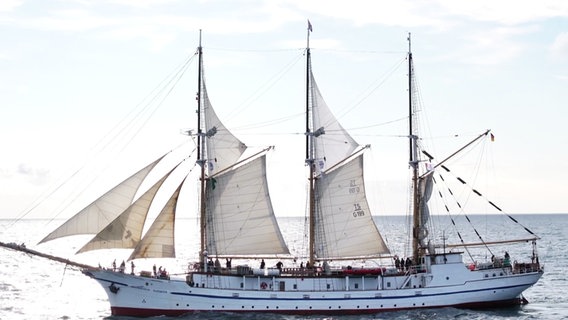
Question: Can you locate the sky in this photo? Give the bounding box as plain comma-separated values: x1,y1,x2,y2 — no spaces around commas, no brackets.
1,0,567,221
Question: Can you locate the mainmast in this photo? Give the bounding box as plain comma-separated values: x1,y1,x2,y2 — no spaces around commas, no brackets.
408,33,421,263
305,20,316,266
196,30,207,266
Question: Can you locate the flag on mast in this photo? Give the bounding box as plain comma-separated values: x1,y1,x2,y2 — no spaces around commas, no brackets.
308,20,313,32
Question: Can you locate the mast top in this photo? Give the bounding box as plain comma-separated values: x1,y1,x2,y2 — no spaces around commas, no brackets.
307,19,312,50
407,32,412,55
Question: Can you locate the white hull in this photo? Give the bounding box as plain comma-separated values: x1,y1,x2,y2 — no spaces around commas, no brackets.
84,254,543,317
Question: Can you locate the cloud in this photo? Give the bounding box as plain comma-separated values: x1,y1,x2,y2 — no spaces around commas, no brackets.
456,25,540,66
16,163,51,185
0,0,23,12
550,32,568,60
433,0,568,25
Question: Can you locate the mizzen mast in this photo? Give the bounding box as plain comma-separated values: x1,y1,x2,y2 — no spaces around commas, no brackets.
408,33,421,264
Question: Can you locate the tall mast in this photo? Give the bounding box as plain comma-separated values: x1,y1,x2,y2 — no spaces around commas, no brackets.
408,33,420,263
305,21,316,266
196,30,207,265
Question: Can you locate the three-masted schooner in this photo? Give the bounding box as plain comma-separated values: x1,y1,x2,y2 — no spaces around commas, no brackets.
3,27,543,317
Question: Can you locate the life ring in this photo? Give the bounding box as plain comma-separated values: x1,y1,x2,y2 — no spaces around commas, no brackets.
260,282,268,290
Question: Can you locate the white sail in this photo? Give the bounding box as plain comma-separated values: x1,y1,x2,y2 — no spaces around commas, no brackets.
39,155,165,243
201,78,247,174
128,181,184,260
309,71,358,172
76,164,179,253
314,154,389,259
205,155,289,256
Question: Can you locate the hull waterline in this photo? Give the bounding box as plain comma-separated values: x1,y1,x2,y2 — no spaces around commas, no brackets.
84,258,543,317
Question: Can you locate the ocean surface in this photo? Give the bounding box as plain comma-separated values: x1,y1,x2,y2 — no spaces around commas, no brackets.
0,214,566,320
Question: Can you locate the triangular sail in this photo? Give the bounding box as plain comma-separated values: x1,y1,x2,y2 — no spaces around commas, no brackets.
205,155,289,256
201,77,247,174
309,71,358,172
314,154,389,259
128,180,184,260
198,53,289,258
308,59,389,260
76,163,180,253
39,155,165,244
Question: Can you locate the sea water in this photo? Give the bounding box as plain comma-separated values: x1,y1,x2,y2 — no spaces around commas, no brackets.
0,214,566,320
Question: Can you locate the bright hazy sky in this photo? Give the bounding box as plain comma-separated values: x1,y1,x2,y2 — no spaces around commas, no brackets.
1,0,567,219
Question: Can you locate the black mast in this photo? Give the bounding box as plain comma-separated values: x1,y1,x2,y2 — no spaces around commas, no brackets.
305,20,316,266
408,33,420,263
196,30,207,268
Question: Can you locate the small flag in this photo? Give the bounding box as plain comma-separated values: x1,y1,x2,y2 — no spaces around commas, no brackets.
308,20,313,32
490,133,495,142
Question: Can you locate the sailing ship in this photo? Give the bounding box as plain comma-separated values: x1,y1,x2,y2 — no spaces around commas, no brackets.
2,28,543,317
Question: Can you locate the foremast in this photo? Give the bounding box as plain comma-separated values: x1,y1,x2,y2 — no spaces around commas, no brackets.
305,21,316,267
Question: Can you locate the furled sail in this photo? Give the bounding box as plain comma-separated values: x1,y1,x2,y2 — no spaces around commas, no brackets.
128,180,184,260
76,164,180,253
418,172,434,247
205,155,289,256
314,153,389,259
39,155,166,244
309,71,358,172
201,78,247,174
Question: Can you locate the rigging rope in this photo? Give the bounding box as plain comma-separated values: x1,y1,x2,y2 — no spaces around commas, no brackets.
440,164,539,238
431,174,476,261
4,53,197,230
